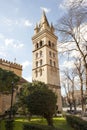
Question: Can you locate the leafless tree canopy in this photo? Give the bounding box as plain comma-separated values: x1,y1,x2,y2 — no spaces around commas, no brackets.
56,0,87,111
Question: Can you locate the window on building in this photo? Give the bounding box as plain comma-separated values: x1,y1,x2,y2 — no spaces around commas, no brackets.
36,70,38,77
52,43,55,48
40,40,42,47
54,61,56,67
40,69,42,76
53,53,55,58
36,43,39,48
36,61,38,67
40,51,42,57
50,59,52,66
40,59,42,66
36,53,38,58
48,41,51,47
49,51,51,57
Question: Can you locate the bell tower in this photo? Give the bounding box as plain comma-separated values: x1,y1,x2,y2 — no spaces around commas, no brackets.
32,11,62,111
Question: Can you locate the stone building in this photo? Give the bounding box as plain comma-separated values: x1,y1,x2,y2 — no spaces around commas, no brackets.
0,58,22,77
0,59,26,114
32,11,62,111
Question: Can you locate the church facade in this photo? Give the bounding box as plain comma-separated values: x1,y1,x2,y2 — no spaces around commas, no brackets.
32,11,62,111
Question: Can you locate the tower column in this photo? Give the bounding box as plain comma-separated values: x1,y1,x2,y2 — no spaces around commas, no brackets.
32,11,62,111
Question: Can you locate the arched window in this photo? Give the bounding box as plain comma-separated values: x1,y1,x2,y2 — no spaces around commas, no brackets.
36,43,39,48
36,53,38,58
40,59,42,66
36,61,38,67
49,51,51,57
40,51,42,57
48,41,51,47
40,40,42,47
53,53,55,58
54,61,56,67
50,59,52,66
36,70,38,77
40,69,42,76
52,43,55,48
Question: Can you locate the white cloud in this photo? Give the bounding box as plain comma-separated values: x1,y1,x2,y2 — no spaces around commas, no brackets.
61,60,75,69
70,50,80,58
59,3,66,10
5,38,24,49
1,17,33,28
24,20,33,27
0,51,7,57
5,39,14,46
40,7,51,13
3,17,13,26
24,76,32,82
22,61,32,69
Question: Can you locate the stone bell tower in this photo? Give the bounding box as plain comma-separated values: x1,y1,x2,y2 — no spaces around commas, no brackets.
32,11,62,111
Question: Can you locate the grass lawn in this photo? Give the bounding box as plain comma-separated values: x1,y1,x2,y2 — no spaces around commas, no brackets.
0,116,74,130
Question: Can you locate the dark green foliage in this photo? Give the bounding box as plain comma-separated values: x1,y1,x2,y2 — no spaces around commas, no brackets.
0,68,20,93
17,81,57,126
66,115,87,130
27,90,57,116
28,81,48,94
26,85,57,126
23,124,61,130
16,83,31,115
5,119,14,130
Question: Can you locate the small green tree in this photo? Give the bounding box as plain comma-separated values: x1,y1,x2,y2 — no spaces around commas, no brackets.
26,85,57,126
16,83,31,116
0,68,20,93
17,81,47,115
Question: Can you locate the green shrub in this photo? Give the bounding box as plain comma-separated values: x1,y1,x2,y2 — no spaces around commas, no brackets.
66,115,87,130
5,119,14,130
23,124,61,130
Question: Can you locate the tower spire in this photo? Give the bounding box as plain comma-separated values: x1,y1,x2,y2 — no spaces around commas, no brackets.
40,10,49,27
32,12,62,112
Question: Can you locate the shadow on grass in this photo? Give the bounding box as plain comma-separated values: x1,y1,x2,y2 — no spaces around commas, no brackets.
0,117,74,130
53,117,74,130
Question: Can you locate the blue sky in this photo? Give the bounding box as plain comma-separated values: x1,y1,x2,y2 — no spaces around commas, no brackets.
0,0,66,82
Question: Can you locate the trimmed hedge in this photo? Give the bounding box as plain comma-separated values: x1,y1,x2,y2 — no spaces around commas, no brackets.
23,124,62,130
66,115,87,130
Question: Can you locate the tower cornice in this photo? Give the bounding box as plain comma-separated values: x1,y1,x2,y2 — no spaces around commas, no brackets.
32,64,59,70
32,29,58,41
32,44,58,52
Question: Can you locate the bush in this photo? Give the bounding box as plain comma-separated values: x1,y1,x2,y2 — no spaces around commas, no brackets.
66,115,87,130
23,124,61,130
5,119,14,130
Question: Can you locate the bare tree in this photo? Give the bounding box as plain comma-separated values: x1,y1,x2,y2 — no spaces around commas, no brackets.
74,58,85,111
56,0,87,96
61,77,73,111
63,68,77,111
63,0,87,11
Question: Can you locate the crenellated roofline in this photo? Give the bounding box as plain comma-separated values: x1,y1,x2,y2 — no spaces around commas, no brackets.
0,58,22,70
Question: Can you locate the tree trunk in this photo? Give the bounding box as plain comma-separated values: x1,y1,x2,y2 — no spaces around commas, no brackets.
73,99,76,111
44,114,53,126
86,64,87,93
81,80,84,111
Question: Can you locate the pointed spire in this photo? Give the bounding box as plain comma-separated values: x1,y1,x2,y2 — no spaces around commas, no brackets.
35,23,38,29
51,23,55,33
34,23,39,34
42,10,45,18
40,10,49,26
